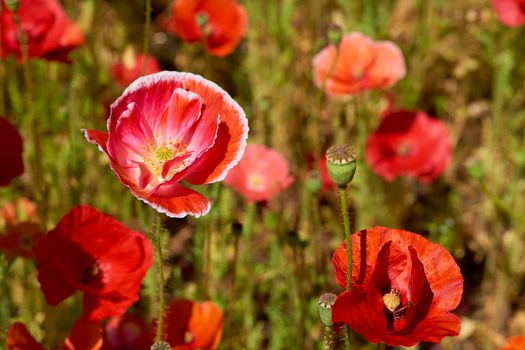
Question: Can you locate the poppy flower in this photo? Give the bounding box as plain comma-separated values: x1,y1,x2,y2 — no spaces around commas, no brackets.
224,144,294,202
312,32,406,97
365,109,452,183
0,117,24,187
0,197,37,227
102,313,151,350
167,0,248,57
34,205,153,321
331,226,463,347
499,335,525,350
83,71,248,218
112,49,161,87
0,0,84,62
156,299,223,350
7,318,102,350
492,0,525,27
0,222,43,259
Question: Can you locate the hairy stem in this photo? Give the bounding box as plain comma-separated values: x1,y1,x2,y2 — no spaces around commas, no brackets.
154,214,165,342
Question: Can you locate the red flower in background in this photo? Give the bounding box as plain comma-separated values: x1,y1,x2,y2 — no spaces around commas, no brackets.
225,144,294,202
112,50,161,87
0,197,37,226
492,0,525,27
7,318,102,350
83,72,248,218
0,222,43,259
312,32,406,97
0,0,84,62
34,206,153,321
102,313,151,350
365,109,452,183
157,299,223,350
167,0,248,57
499,335,525,350
0,117,24,187
332,226,463,346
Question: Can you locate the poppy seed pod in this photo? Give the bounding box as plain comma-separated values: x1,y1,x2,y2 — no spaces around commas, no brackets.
318,293,337,327
151,341,171,350
326,145,357,188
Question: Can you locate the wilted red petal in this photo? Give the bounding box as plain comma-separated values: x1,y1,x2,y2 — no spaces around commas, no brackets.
6,323,45,350
0,117,24,187
169,0,248,57
0,0,84,62
224,144,294,202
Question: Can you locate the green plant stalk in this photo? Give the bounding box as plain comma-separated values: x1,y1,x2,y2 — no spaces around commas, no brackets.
338,186,353,350
201,216,212,298
154,214,166,342
142,0,151,75
242,202,257,237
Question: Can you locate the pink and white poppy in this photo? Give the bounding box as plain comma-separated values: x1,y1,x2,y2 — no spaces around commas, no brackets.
83,71,248,218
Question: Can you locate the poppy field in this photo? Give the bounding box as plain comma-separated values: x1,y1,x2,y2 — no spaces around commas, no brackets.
1,0,525,349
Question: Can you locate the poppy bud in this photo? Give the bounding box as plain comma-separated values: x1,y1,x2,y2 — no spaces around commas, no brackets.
5,0,19,11
151,341,171,350
305,171,322,194
326,145,357,188
318,293,337,327
327,24,343,46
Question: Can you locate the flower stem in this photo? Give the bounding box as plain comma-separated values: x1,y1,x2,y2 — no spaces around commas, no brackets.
338,186,352,290
242,202,257,237
142,0,151,75
154,214,165,342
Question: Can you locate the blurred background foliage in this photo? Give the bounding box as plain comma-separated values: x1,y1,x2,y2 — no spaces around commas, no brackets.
1,0,525,349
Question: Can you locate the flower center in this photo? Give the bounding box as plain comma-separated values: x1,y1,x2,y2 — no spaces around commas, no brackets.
383,289,401,312
397,142,411,157
143,141,188,178
80,262,102,286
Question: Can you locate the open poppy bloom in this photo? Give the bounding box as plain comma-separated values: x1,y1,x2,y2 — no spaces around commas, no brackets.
331,226,463,347
499,335,525,350
0,117,24,187
492,0,525,27
167,0,248,57
0,0,84,62
102,313,151,350
224,144,294,202
312,32,406,97
0,222,43,259
157,299,223,350
112,49,161,87
7,318,102,350
34,206,153,321
365,109,452,183
83,71,248,218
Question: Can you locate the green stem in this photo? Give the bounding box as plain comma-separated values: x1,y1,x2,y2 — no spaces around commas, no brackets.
154,214,165,342
242,202,257,237
338,187,352,290
202,217,212,298
142,0,151,75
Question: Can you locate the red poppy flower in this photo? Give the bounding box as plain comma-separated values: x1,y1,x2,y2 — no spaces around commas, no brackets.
312,32,406,97
0,222,43,259
7,318,102,350
112,51,161,87
331,226,463,347
34,205,153,321
492,0,525,27
0,0,84,62
224,144,294,202
83,72,248,218
365,109,452,183
499,335,525,350
102,313,151,350
0,117,24,187
156,299,223,350
167,0,248,57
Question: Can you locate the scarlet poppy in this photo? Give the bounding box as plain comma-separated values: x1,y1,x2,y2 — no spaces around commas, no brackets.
0,117,24,187
492,0,525,27
331,226,463,347
34,205,153,321
7,318,102,350
224,144,294,202
0,222,43,259
312,32,406,97
102,313,151,350
112,51,161,87
365,109,452,183
156,299,223,350
0,0,84,62
167,0,248,57
83,71,248,218
499,335,525,350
